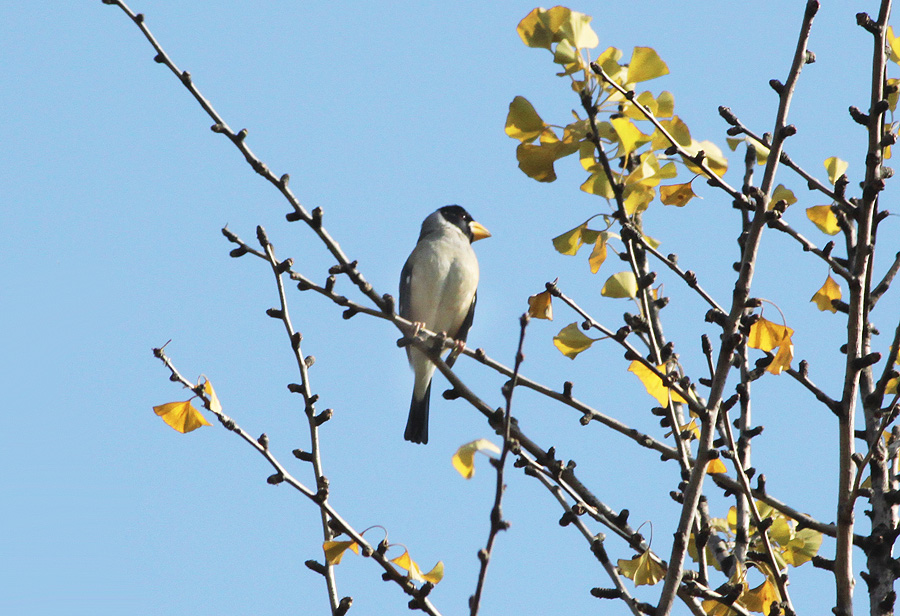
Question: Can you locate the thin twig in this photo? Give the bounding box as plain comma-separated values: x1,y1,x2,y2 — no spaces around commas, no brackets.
469,315,529,616
151,348,444,616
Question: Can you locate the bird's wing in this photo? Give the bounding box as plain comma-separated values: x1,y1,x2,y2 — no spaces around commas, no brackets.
446,292,476,369
398,256,413,319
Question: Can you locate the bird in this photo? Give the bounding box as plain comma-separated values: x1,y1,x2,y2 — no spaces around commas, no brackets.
399,205,491,444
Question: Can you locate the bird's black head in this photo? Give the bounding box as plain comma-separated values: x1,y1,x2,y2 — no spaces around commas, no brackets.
438,205,475,242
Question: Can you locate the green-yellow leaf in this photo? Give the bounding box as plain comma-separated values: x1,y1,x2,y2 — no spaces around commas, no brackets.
624,185,655,216
557,8,599,49
629,360,686,406
516,6,568,50
422,561,445,585
153,399,212,434
782,528,822,566
505,96,546,143
623,91,659,121
651,116,691,150
553,322,597,359
610,116,647,158
452,438,501,479
771,184,797,208
601,271,638,298
682,139,728,177
618,551,666,586
552,222,598,255
824,156,849,185
580,170,615,198
656,91,675,118
810,275,841,312
527,290,553,320
626,47,669,84
660,182,697,207
323,540,359,565
806,205,840,235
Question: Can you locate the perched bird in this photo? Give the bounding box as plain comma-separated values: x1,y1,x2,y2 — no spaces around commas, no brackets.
399,205,491,444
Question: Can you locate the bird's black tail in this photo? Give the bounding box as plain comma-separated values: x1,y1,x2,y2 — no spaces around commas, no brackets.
404,381,431,444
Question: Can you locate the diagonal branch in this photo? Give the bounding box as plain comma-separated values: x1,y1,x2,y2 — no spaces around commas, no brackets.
151,348,444,616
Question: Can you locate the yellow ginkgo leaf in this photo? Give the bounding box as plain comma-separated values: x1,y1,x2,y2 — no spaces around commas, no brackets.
516,6,568,50
452,438,501,479
624,184,655,216
767,334,794,375
618,550,666,586
771,184,797,208
505,96,546,143
553,223,593,255
810,275,841,313
656,91,675,118
824,156,849,185
202,378,222,413
887,377,899,395
588,233,608,274
323,540,359,565
391,550,424,582
601,271,638,299
515,131,579,183
580,170,615,198
706,459,728,474
747,316,793,353
682,139,728,177
553,322,597,359
629,361,686,406
806,205,841,235
422,561,445,585
626,47,669,84
153,399,212,433
660,182,697,207
527,290,553,320
782,528,823,566
556,8,599,50
610,116,648,158
742,578,781,615
665,419,700,441
651,116,691,150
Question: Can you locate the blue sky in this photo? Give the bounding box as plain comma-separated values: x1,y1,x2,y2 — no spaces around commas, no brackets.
3,2,897,615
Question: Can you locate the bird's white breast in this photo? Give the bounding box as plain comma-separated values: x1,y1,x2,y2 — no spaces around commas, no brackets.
406,230,479,338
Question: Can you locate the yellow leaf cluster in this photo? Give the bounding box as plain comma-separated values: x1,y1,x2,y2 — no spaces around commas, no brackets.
507,8,730,219
618,550,665,586
748,316,794,375
629,360,685,407
451,438,501,479
810,275,841,313
390,550,445,585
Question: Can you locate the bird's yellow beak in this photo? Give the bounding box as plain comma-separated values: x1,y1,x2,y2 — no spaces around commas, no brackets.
470,221,491,242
